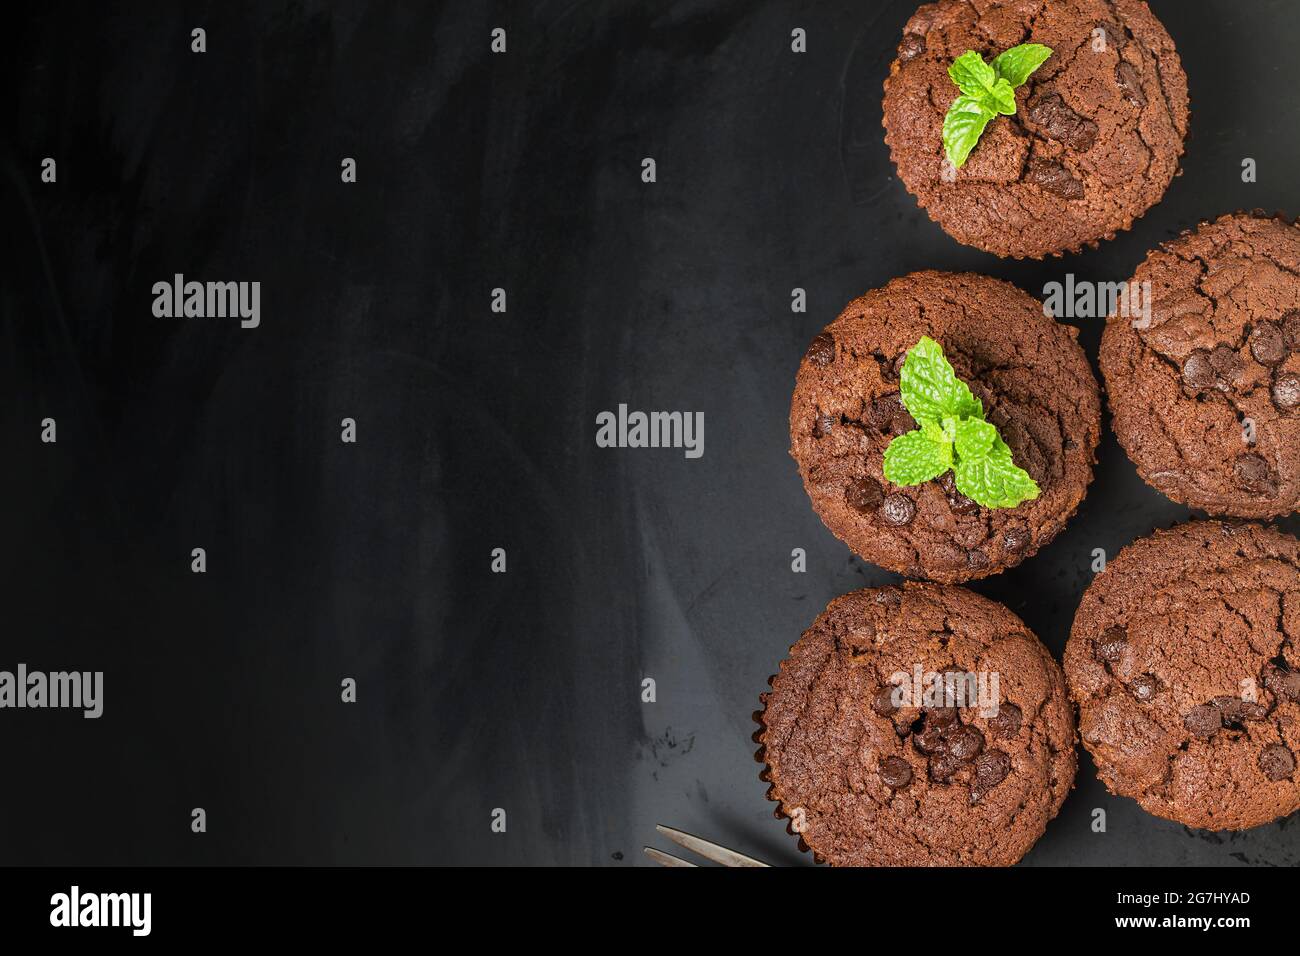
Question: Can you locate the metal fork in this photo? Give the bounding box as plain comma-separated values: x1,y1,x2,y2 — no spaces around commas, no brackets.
643,824,770,867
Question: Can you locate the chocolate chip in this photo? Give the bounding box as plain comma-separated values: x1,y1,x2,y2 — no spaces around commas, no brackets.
1283,310,1300,350
1210,345,1244,384
1130,673,1159,702
845,477,885,515
865,393,904,429
874,587,901,610
890,408,917,435
1027,93,1098,151
913,725,947,756
812,413,835,438
1259,744,1296,782
881,493,916,527
898,32,925,61
1094,626,1127,664
879,755,914,789
1217,691,1270,721
1184,704,1221,738
946,725,984,762
1235,453,1278,495
1210,696,1262,725
1265,665,1300,702
1114,61,1145,107
948,493,979,517
1239,701,1270,721
972,749,1011,790
1182,350,1215,389
938,472,979,515
988,702,1023,739
1003,527,1031,553
872,684,899,716
1273,373,1300,412
1211,695,1239,713
1250,323,1288,366
928,751,964,782
1024,159,1084,199
805,332,834,366
881,352,907,383
966,548,989,569
926,706,958,730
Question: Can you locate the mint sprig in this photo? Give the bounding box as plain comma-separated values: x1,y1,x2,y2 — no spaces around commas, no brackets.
942,44,1052,169
882,337,1040,509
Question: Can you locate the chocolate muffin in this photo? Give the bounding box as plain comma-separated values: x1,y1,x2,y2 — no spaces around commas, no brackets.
1065,521,1300,830
790,271,1100,583
882,0,1189,259
755,583,1077,866
1101,212,1300,518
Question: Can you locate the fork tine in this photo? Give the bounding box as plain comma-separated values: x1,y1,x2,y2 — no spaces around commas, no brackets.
643,846,698,867
655,825,769,867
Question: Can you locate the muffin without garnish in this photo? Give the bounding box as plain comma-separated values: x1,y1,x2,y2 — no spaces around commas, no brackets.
1065,520,1300,830
755,583,1077,866
1101,212,1300,518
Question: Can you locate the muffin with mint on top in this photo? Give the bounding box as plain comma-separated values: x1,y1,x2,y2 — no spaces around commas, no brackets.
789,271,1100,583
882,0,1188,258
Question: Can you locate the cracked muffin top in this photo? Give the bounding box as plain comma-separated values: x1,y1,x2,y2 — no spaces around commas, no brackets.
1065,521,1300,830
755,583,1077,866
882,0,1189,259
789,271,1100,583
1101,212,1300,518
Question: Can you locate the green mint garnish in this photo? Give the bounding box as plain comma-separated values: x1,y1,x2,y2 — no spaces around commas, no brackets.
882,337,1040,509
896,335,982,422
942,44,1052,169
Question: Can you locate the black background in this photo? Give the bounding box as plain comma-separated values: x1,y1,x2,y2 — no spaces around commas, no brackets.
2,0,1299,867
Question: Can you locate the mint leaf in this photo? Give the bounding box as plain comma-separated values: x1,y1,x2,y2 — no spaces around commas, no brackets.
943,96,996,169
942,44,1052,168
898,336,981,423
954,436,1040,508
884,428,952,486
986,77,1017,116
884,337,1039,510
922,419,949,444
953,417,996,460
948,51,997,97
991,43,1053,87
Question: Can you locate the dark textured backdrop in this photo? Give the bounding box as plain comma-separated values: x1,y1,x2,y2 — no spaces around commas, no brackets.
2,0,1298,866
